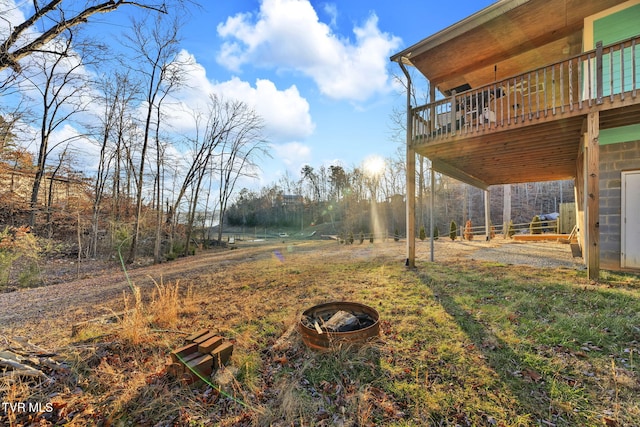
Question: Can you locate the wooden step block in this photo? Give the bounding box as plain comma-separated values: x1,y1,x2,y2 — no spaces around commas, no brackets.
211,342,233,369
192,331,217,345
167,362,183,377
170,343,198,363
198,335,223,354
186,353,214,379
185,329,210,343
180,351,203,365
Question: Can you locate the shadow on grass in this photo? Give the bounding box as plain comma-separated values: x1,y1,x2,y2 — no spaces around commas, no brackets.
410,260,640,426
413,271,559,424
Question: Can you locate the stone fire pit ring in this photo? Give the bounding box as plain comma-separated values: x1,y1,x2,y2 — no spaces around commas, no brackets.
299,301,380,351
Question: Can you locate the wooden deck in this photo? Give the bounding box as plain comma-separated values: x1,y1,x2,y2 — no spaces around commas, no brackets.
410,36,640,188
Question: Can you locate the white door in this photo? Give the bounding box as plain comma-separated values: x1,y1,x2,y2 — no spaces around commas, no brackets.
622,171,640,268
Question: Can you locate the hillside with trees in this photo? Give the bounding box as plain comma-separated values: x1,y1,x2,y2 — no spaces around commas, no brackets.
225,163,574,240
1,1,269,283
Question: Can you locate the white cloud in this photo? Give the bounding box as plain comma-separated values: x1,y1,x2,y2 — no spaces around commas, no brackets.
270,141,311,167
0,1,26,37
166,50,314,142
323,3,338,28
45,124,100,171
216,0,402,102
217,77,314,141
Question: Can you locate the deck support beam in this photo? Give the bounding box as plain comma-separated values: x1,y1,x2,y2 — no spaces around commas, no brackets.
503,184,511,239
585,111,600,280
484,189,491,240
398,60,415,268
430,165,435,261
407,146,416,267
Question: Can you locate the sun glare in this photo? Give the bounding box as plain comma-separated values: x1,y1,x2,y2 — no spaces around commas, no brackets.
363,155,386,179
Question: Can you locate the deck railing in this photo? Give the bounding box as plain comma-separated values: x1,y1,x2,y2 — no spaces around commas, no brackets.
412,35,640,142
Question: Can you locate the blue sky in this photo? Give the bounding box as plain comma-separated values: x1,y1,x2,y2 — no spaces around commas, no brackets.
2,0,496,189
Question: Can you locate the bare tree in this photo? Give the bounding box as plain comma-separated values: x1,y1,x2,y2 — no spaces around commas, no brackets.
0,0,171,75
215,100,268,244
90,71,140,257
380,151,406,199
45,143,81,237
171,95,267,255
150,52,188,262
23,33,99,228
167,101,226,257
123,15,186,264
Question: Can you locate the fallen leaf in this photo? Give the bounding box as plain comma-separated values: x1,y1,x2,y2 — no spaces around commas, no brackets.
603,416,619,426
273,355,288,365
521,368,542,382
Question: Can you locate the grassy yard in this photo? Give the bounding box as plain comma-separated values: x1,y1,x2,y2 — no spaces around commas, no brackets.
1,241,639,426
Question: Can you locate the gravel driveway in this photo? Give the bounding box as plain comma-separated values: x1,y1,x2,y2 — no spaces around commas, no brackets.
458,240,584,269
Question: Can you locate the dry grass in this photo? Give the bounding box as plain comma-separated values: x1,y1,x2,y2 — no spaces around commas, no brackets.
150,278,181,328
119,284,147,344
1,240,639,426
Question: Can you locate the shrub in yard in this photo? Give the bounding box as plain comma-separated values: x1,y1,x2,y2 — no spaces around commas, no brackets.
449,220,457,241
369,234,374,243
111,221,132,253
348,232,354,245
167,241,187,261
463,220,473,240
0,226,41,289
530,215,542,234
394,228,400,242
434,226,439,240
419,225,426,241
359,231,365,244
18,262,40,288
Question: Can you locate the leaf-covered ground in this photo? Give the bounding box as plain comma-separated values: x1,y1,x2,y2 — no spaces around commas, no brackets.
1,239,639,426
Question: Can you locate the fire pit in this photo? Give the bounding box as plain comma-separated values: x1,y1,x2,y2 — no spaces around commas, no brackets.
299,301,380,351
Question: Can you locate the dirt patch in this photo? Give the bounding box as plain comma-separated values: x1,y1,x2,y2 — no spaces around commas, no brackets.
0,238,581,333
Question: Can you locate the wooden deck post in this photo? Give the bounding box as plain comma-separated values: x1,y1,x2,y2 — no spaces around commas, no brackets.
586,111,600,280
484,189,491,240
430,165,435,262
407,145,416,268
502,184,511,238
450,90,457,135
575,140,585,258
595,41,603,105
398,61,415,268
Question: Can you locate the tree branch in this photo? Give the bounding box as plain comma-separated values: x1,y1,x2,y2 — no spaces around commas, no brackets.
1,0,168,72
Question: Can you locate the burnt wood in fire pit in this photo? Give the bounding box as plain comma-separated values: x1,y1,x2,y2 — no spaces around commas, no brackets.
299,301,380,350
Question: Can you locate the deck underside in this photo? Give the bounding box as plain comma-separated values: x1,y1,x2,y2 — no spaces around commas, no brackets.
413,100,640,187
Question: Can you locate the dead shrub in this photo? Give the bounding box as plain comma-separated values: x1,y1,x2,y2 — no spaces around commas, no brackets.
120,284,149,344
150,278,180,328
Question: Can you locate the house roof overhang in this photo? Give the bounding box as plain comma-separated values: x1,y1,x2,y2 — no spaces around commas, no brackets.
390,0,530,66
390,0,628,95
